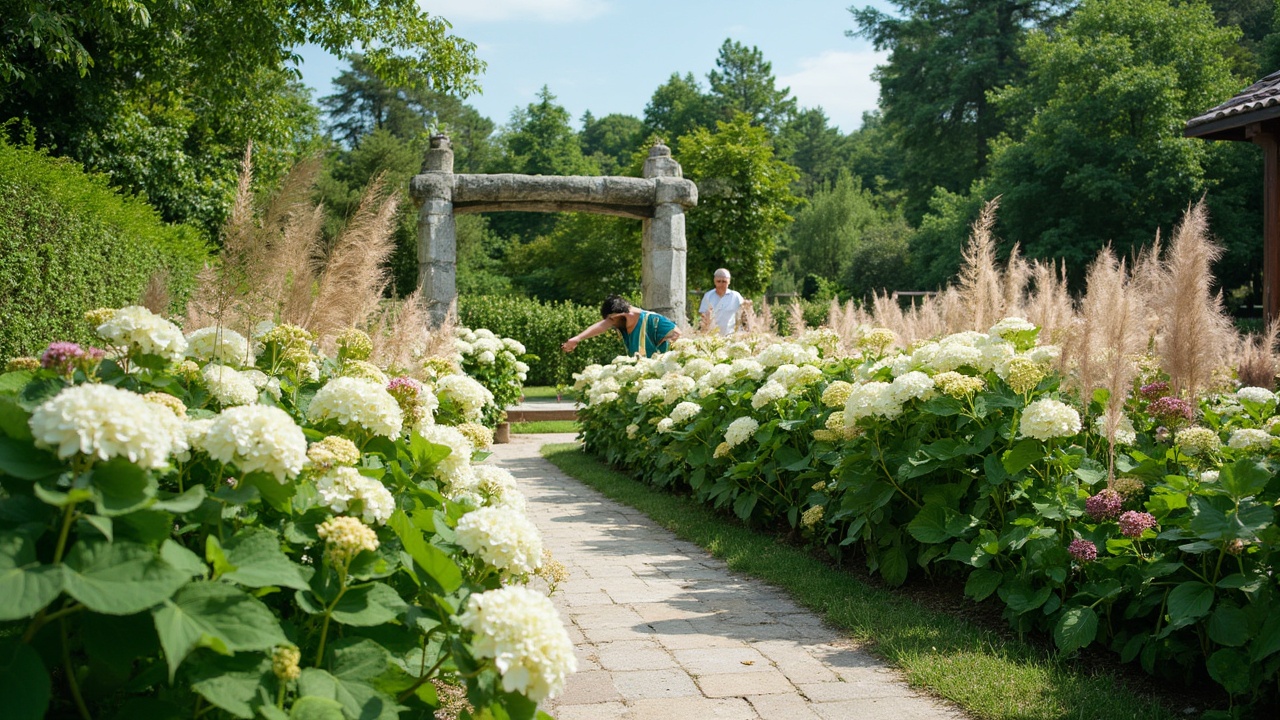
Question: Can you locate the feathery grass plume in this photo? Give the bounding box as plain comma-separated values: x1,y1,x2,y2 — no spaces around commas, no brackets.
369,290,430,373
739,299,759,333
787,299,806,337
1002,243,1031,318
422,312,458,364
1236,322,1279,390
139,268,172,316
1131,231,1165,344
904,294,945,345
1024,260,1075,343
757,297,776,335
936,287,968,335
303,173,399,341
1077,248,1144,481
1154,201,1234,399
870,292,906,341
256,160,324,324
185,144,261,332
954,198,1005,331
697,304,716,335
826,297,842,330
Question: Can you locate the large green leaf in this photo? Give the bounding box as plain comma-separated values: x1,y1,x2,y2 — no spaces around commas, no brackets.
878,545,908,587
187,652,276,720
290,697,346,720
0,531,63,621
1206,648,1253,696
151,486,207,513
327,582,408,627
91,458,157,516
0,639,50,720
907,504,950,544
62,540,188,614
389,510,461,593
1250,613,1280,662
221,528,309,590
1166,581,1215,631
243,471,296,513
298,667,401,720
1053,606,1098,654
1208,605,1250,647
963,569,1003,601
0,436,62,480
1218,459,1272,501
152,581,287,679
0,394,33,440
1001,439,1043,475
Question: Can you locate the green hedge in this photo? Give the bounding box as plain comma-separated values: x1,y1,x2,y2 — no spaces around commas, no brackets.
458,295,622,386
0,138,209,359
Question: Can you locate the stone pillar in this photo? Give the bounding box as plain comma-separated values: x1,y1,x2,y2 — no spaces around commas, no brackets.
416,135,456,326
642,142,688,325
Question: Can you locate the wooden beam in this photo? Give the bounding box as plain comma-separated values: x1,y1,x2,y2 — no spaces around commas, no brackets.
1250,125,1280,325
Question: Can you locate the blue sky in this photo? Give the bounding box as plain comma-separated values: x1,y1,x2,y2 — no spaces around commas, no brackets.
294,0,895,134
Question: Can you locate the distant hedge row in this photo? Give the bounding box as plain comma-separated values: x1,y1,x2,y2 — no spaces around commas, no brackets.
0,139,209,359
458,295,622,386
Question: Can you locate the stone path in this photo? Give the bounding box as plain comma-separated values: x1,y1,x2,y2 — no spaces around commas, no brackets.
488,435,965,720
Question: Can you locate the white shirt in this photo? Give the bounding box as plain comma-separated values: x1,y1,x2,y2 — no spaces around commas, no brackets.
699,289,744,336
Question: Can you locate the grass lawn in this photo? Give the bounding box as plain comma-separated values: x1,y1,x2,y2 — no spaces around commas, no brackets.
541,443,1191,720
518,385,564,400
511,420,580,434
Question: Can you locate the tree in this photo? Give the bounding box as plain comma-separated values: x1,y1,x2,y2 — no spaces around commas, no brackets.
580,112,644,176
489,86,596,242
781,107,847,196
707,39,797,134
0,0,482,234
786,173,884,280
503,214,641,303
643,72,715,143
678,113,800,294
985,0,1247,286
849,0,1071,222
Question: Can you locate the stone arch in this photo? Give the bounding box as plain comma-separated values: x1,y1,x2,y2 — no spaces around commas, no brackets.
408,135,698,325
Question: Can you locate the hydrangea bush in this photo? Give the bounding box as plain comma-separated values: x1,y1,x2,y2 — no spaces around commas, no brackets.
0,306,573,720
453,327,534,427
574,322,1280,708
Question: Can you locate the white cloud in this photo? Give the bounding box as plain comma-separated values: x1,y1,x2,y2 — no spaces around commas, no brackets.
778,49,887,133
425,0,610,23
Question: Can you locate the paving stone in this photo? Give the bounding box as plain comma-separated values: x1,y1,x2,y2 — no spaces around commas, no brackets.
550,701,628,720
674,647,773,675
697,669,796,697
611,669,701,700
554,670,623,705
747,693,824,720
798,680,911,702
596,642,678,671
623,696,758,719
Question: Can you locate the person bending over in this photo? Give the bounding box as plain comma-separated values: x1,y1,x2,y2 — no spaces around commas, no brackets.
561,295,680,357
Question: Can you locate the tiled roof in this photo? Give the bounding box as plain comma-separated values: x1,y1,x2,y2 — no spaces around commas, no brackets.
1186,70,1280,131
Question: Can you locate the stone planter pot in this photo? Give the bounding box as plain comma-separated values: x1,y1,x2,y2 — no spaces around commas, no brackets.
494,422,511,444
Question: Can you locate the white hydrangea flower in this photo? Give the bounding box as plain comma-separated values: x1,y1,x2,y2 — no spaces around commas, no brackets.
96,305,187,361
183,418,216,454
635,379,666,404
1228,428,1274,453
309,377,404,438
203,405,308,481
1236,387,1277,406
314,466,396,525
456,505,543,575
751,380,789,409
656,418,675,433
730,358,765,380
503,338,526,355
185,327,252,366
928,343,983,373
1201,470,1219,483
1025,345,1061,365
669,401,701,425
473,465,526,511
418,423,475,482
696,364,735,396
29,384,174,468
458,586,577,702
591,391,619,405
662,374,696,404
477,350,496,365
1019,399,1081,441
240,368,282,400
890,371,936,404
974,336,1015,374
681,358,714,379
757,342,818,368
625,423,639,439
1092,413,1137,446
724,416,759,448
989,317,1037,339
436,374,493,421
844,381,902,421
202,363,259,406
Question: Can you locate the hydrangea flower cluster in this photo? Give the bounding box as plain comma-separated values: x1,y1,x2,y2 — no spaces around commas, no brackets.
307,435,361,470
458,586,577,702
202,405,308,482
435,373,494,422
1228,428,1273,453
202,363,259,406
1147,396,1195,427
418,423,475,482
1019,399,1081,441
308,377,404,438
1118,511,1157,538
1175,426,1221,455
387,376,436,427
314,466,396,525
185,327,252,367
317,515,380,568
1068,538,1098,563
96,306,187,361
456,505,544,575
29,383,177,469
724,416,759,448
1085,489,1124,521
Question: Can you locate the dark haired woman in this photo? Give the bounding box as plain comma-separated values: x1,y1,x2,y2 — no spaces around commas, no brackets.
561,295,680,357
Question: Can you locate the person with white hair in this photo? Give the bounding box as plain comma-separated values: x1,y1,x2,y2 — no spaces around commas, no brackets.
698,268,745,336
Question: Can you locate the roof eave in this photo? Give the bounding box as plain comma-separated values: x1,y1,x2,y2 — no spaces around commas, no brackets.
1185,104,1280,141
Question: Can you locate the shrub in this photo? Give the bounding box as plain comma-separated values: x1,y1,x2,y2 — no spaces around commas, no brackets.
459,295,622,387
0,138,208,360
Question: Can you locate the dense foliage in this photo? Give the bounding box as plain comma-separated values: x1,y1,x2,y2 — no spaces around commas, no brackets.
574,326,1280,710
458,296,624,388
453,327,534,426
0,308,571,720
0,138,208,360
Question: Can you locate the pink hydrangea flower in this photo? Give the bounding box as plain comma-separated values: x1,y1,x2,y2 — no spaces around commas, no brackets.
1118,511,1157,538
1068,538,1098,563
1085,489,1124,521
